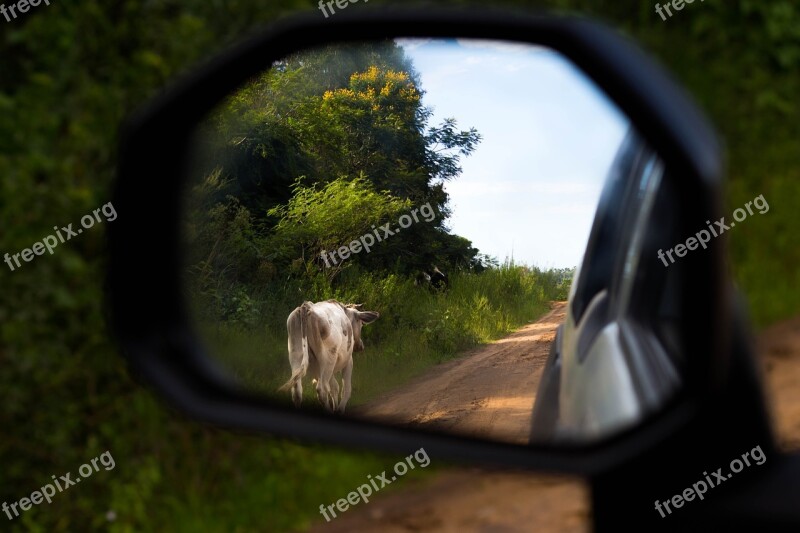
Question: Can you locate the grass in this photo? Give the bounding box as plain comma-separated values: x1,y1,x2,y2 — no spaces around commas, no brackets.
194,263,570,410
165,262,569,532
727,169,800,329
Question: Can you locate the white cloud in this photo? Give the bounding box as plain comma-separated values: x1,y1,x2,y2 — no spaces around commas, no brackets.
454,39,550,55
445,180,598,197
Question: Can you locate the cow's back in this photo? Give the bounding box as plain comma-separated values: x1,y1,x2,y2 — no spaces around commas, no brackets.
307,301,354,369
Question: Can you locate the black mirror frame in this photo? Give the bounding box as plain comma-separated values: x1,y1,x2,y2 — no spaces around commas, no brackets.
109,6,731,476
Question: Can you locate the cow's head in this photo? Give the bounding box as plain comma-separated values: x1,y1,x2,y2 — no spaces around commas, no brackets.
344,304,379,352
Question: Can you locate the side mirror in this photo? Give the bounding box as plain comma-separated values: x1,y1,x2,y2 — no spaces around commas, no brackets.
110,6,744,476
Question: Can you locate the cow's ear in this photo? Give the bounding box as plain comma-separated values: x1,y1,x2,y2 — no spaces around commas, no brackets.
358,311,379,324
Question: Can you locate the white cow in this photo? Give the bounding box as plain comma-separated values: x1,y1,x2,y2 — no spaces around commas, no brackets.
279,300,379,413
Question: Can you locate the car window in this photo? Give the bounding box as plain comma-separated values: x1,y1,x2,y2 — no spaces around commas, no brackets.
571,128,649,323
611,152,664,314
626,167,686,368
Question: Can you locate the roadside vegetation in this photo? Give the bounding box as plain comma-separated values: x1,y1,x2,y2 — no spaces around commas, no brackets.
196,263,571,407
184,40,573,407
2,1,797,531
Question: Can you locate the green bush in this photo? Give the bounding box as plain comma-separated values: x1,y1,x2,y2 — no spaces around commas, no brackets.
2,1,797,532
195,261,566,407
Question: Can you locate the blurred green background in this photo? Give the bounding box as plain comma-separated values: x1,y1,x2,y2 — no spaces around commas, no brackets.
1,0,798,531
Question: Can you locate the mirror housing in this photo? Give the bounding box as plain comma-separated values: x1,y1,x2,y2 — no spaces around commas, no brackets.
109,6,732,476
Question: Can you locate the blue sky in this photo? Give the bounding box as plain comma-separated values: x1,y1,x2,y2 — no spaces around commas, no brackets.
397,38,630,269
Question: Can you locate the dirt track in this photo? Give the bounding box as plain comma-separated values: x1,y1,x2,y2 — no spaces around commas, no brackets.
309,308,800,533
352,301,567,445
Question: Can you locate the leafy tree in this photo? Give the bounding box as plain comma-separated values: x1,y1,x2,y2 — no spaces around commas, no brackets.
193,56,483,281
202,41,420,216
266,175,411,279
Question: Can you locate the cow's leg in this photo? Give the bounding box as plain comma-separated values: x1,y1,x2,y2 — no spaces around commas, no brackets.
328,375,341,411
338,358,353,413
316,353,336,412
291,379,303,408
286,353,305,408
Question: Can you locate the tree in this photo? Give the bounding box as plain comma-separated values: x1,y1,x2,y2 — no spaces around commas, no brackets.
194,47,482,277
266,175,411,279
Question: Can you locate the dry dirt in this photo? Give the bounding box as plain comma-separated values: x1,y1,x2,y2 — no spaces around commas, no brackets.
350,301,567,445
308,307,800,533
756,314,800,451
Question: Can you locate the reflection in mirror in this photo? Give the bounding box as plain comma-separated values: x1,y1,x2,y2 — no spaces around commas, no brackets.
182,37,684,446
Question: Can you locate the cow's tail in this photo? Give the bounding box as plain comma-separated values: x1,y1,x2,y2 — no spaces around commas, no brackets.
279,302,311,392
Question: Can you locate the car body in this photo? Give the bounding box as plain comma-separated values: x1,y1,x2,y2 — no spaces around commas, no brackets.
531,128,683,443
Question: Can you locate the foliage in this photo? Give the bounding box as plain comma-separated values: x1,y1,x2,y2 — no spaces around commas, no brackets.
1,0,798,531
196,58,483,277
198,261,565,406
266,175,412,278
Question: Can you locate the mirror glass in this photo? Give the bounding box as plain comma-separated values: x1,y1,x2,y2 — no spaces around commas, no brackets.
181,38,685,446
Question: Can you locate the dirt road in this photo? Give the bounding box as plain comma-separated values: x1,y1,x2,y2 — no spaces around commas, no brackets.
310,302,590,533
757,314,800,451
309,308,800,533
352,301,567,445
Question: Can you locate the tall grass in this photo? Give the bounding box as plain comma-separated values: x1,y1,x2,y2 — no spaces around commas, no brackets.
193,262,571,408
